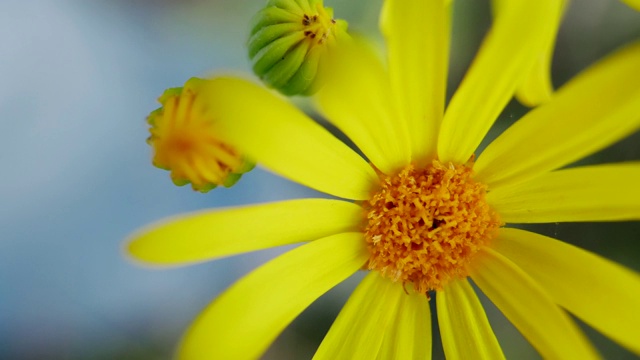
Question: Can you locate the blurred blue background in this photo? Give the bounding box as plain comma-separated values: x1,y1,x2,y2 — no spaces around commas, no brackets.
1,0,638,359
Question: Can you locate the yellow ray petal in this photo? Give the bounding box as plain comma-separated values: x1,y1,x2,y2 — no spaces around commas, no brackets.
202,77,378,200
314,38,411,175
377,284,432,360
179,231,369,360
494,228,640,355
438,0,559,164
623,0,640,11
492,0,567,107
487,163,640,223
380,0,451,164
437,278,505,360
313,273,403,360
127,199,363,265
475,41,640,188
514,51,555,107
470,247,599,360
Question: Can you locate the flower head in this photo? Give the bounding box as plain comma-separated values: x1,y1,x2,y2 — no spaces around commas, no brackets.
147,78,254,192
363,160,502,294
129,1,640,359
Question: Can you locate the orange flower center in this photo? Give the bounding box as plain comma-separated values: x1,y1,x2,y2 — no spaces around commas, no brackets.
363,160,501,294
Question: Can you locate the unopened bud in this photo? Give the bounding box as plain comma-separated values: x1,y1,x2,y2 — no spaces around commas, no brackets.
248,0,348,96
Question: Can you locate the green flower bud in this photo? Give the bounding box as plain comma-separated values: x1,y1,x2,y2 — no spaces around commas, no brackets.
248,0,348,96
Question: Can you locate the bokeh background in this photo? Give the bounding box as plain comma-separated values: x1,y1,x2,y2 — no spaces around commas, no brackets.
1,0,639,359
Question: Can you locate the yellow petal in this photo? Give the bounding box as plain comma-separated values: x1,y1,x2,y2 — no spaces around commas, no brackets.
380,0,451,164
313,273,403,360
492,0,567,107
623,0,640,11
437,278,505,360
127,199,363,265
314,38,411,175
377,284,432,360
179,232,369,360
493,228,640,355
438,0,559,164
202,77,378,200
514,51,555,107
475,41,640,188
470,247,599,359
487,163,640,223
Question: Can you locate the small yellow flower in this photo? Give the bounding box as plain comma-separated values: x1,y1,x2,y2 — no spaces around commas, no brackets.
129,1,640,359
147,78,254,192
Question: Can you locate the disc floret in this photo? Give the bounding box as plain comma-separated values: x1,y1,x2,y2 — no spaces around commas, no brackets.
363,160,502,294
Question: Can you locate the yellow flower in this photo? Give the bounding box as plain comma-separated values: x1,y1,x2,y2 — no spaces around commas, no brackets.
128,1,640,359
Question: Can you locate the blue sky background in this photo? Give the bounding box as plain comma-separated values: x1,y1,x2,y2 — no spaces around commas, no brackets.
1,0,639,359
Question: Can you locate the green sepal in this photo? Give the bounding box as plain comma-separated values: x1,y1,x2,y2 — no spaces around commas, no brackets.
157,86,183,105
222,173,242,188
252,31,306,77
278,43,321,95
146,107,163,127
224,158,256,188
196,183,217,193
237,159,256,174
183,77,205,92
263,40,310,90
171,177,190,187
147,87,180,126
248,22,303,58
266,0,302,14
250,6,301,36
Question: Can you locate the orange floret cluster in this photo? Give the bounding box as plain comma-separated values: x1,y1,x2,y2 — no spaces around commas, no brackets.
363,160,502,294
